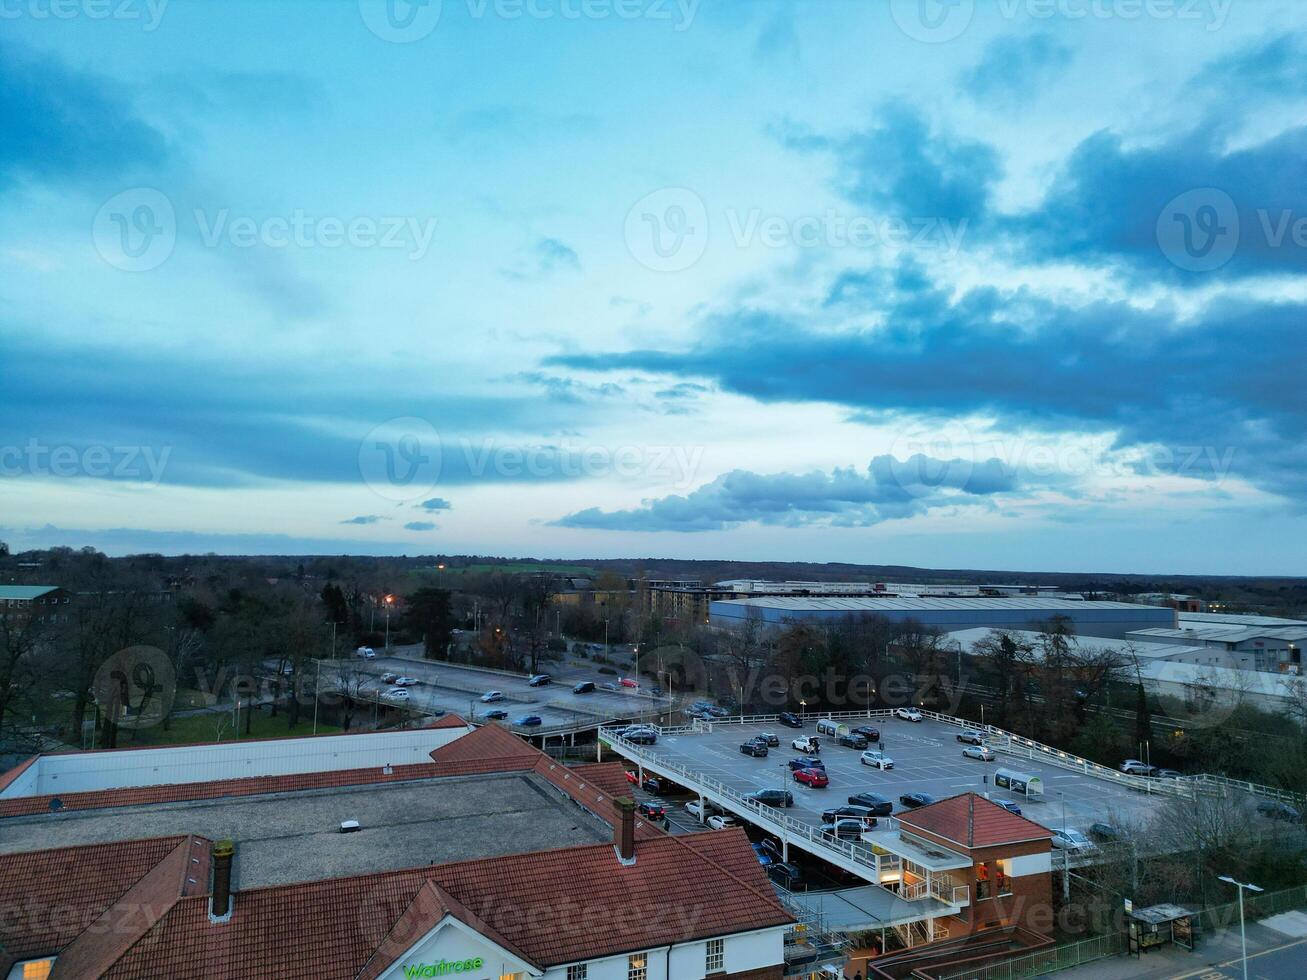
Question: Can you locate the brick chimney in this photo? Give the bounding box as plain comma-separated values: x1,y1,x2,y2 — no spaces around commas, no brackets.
613,796,636,864
210,839,234,922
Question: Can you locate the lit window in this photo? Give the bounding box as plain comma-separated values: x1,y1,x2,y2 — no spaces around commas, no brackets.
21,960,54,980
567,967,588,980
706,938,725,972
628,952,649,980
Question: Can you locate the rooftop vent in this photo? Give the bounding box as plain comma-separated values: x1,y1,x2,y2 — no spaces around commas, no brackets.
340,819,361,833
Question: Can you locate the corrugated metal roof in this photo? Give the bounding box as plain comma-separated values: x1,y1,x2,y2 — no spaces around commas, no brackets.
716,596,1164,612
0,585,60,601
1132,625,1307,644
944,628,1200,660
1180,612,1307,628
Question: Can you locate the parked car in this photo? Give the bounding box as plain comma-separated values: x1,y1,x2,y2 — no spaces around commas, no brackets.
382,688,410,701
778,711,803,728
513,715,543,726
1257,800,1303,823
528,674,551,687
572,681,596,694
1088,822,1123,842
707,814,739,830
625,728,658,745
1119,760,1156,776
899,792,936,809
380,671,399,683
1051,829,1096,853
859,750,894,770
767,861,804,888
484,709,509,720
894,707,924,722
751,843,773,867
684,800,713,819
706,705,730,718
745,789,794,808
847,792,893,816
836,733,869,749
794,767,829,788
956,730,987,745
394,676,418,686
962,745,996,762
1154,769,1184,779
637,775,664,793
850,726,880,742
788,757,825,772
791,735,820,753
740,740,769,758
638,802,667,820
757,839,784,862
758,732,780,746
823,818,866,841
480,691,504,703
995,800,1023,815
619,677,639,689
821,805,877,826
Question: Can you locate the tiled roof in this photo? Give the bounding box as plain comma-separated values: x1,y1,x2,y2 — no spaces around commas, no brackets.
428,722,541,773
100,829,792,979
897,793,1054,850
0,836,208,962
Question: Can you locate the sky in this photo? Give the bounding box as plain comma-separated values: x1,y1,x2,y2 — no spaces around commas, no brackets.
1,0,1305,575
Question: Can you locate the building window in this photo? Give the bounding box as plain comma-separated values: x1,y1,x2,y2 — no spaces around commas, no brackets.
628,952,649,980
20,960,54,980
706,937,725,972
567,967,588,980
994,858,1013,897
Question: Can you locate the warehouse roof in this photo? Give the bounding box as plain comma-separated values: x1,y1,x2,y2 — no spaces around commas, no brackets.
0,585,62,601
715,596,1167,613
944,628,1199,661
1132,625,1307,644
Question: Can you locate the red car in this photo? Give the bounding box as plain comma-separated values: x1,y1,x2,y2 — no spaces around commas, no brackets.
625,770,639,784
793,767,829,788
620,678,639,688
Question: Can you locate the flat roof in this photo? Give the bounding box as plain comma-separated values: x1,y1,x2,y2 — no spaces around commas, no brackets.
1132,625,1307,644
0,769,613,889
0,585,61,600
789,884,956,931
944,628,1204,660
715,596,1166,612
1180,612,1307,628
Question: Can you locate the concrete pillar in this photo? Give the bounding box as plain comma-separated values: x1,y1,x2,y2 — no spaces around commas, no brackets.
697,792,706,823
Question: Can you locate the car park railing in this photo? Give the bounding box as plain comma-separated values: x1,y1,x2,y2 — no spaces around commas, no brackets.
600,727,948,906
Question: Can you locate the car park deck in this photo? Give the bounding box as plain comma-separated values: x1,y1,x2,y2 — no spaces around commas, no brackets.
606,715,1174,839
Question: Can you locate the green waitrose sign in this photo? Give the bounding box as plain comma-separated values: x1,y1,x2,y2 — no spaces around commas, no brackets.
401,958,485,978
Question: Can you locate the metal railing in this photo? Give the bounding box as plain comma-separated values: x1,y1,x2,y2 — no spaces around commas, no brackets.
935,932,1126,980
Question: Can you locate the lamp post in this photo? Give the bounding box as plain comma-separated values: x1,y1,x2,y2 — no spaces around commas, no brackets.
383,595,394,651
1218,875,1263,980
312,659,323,735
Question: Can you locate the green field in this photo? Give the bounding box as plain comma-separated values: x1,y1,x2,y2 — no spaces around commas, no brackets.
117,708,341,747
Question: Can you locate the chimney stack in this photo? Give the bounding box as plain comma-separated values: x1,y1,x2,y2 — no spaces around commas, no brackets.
613,796,636,863
210,839,234,921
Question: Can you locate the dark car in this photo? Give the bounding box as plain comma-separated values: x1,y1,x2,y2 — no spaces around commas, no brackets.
640,775,664,793
822,805,877,826
847,792,893,816
514,715,543,726
1258,800,1302,823
746,789,794,808
751,842,773,867
851,726,880,742
739,740,768,757
706,706,731,718
1154,769,1184,779
823,818,866,841
899,792,936,809
528,674,551,687
766,861,804,888
1088,822,1123,842
638,801,667,820
484,709,509,720
778,711,803,728
758,732,780,746
956,730,987,745
626,728,658,745
995,799,1023,815
572,681,596,694
757,838,784,862
788,757,825,772
836,733,869,749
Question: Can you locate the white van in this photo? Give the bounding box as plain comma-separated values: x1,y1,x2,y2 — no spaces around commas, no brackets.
356,646,376,659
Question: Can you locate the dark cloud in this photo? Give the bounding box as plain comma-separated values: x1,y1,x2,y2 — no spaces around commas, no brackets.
1,524,429,557
418,497,452,511
0,39,168,191
341,515,385,525
553,454,1018,532
960,33,1073,104
404,521,437,531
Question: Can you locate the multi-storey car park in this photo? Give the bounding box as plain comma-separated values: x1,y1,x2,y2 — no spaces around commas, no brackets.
598,708,1305,977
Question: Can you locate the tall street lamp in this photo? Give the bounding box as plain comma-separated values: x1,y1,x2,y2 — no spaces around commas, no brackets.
1217,875,1263,980
383,595,394,651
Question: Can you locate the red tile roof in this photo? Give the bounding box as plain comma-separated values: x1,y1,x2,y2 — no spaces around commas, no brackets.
897,793,1054,850
97,829,791,979
0,836,209,962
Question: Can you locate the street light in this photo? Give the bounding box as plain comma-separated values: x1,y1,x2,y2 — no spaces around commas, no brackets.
1217,875,1263,980
383,595,394,651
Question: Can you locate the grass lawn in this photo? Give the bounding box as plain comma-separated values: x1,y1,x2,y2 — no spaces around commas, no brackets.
120,707,341,747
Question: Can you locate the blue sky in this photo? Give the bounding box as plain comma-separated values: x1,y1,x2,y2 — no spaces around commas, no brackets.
2,0,1305,574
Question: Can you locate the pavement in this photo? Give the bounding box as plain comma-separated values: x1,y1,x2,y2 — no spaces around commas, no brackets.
1052,910,1307,979
616,716,1178,836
